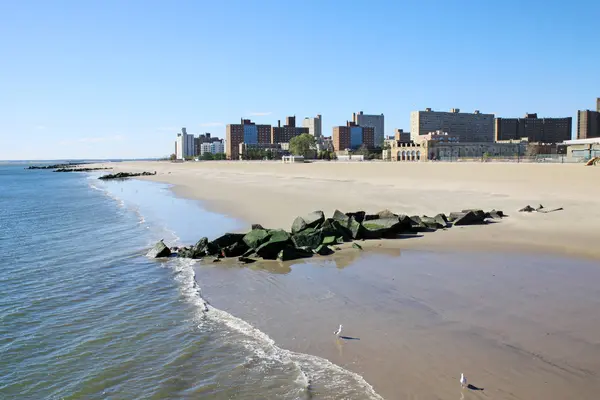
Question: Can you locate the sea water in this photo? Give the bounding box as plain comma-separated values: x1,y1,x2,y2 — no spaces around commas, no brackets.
0,164,382,399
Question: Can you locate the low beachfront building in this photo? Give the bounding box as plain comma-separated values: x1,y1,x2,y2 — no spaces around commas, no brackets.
563,138,600,160
383,138,526,162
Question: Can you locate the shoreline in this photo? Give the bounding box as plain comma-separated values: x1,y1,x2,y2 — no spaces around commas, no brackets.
88,160,600,261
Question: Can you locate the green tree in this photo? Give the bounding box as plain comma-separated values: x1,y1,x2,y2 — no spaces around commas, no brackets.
169,153,177,161
202,152,215,161
213,153,226,160
289,134,316,157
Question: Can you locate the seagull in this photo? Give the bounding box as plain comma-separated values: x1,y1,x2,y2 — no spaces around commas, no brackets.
334,324,343,337
460,373,467,388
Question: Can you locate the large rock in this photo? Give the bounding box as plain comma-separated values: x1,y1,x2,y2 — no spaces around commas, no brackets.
256,230,292,259
291,227,323,250
409,215,429,231
277,246,314,261
243,229,270,250
291,216,308,234
452,211,486,226
320,218,351,242
434,213,448,226
345,211,366,224
377,209,398,219
314,244,334,256
222,241,249,257
420,216,445,230
210,233,245,249
348,216,362,239
191,237,219,257
147,240,171,258
462,209,487,220
486,210,505,219
361,217,403,238
304,211,325,228
332,209,350,225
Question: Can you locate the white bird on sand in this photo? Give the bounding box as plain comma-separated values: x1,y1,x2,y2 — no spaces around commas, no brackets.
460,373,467,388
334,324,343,336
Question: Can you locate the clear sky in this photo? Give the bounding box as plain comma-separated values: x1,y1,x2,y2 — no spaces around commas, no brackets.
1,0,599,160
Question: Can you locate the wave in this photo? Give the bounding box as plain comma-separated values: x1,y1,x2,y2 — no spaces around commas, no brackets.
168,257,383,400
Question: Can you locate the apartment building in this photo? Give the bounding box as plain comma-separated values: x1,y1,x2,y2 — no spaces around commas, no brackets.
226,119,271,159
271,116,309,144
495,113,572,143
353,111,384,147
302,114,322,138
332,121,375,151
410,108,494,143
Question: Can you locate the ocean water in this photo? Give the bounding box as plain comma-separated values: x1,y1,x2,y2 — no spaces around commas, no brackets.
0,164,382,399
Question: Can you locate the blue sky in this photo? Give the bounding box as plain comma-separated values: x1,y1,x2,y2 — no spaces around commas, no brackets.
1,0,599,160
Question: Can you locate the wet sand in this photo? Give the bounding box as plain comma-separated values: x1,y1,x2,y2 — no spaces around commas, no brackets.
197,251,600,399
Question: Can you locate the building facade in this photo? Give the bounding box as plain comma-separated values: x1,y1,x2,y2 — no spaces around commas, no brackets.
577,110,600,140
410,108,494,143
226,119,271,160
332,122,375,151
302,114,322,138
384,139,526,162
200,141,225,156
353,111,384,147
394,129,411,143
271,116,309,144
194,132,221,155
495,113,572,143
563,138,600,159
175,127,195,159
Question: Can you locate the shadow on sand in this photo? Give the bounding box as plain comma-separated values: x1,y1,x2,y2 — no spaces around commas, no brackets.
467,384,484,391
338,335,360,340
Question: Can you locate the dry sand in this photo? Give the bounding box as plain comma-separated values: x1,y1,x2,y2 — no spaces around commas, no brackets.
92,160,600,260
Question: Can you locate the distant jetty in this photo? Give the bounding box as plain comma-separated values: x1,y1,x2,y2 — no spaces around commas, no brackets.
98,171,157,180
26,163,81,170
54,167,112,172
148,208,505,262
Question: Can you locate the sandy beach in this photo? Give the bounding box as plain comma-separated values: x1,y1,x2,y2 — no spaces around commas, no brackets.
89,160,600,399
93,160,600,260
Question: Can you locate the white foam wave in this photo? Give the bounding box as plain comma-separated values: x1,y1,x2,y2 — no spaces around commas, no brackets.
166,257,383,400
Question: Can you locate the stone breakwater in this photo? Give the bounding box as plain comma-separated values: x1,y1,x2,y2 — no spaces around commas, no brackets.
98,171,157,180
147,208,506,262
26,163,81,170
54,167,112,172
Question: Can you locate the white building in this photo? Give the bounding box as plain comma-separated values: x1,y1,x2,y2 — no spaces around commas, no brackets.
176,128,195,160
410,108,494,143
353,111,384,147
302,114,322,138
200,140,225,155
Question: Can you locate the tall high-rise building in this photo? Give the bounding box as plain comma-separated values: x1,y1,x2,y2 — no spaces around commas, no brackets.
302,115,322,138
353,111,384,147
332,121,374,151
410,108,494,143
576,98,600,140
577,110,600,140
175,127,195,159
271,116,309,143
226,119,271,159
495,113,572,143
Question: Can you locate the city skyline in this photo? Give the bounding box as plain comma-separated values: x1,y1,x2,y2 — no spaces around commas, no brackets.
1,1,599,160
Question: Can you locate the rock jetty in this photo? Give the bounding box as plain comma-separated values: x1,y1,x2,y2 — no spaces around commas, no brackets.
54,167,112,172
149,208,506,262
26,163,80,170
98,171,156,180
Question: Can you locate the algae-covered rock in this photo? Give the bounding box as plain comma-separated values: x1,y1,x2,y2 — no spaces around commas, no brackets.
255,229,292,259
210,233,245,249
243,229,270,249
222,241,249,257
291,227,323,249
361,217,403,238
277,246,314,261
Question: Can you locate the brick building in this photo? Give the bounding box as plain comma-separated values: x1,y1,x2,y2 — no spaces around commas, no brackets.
226,119,271,160
332,121,375,151
271,116,309,144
